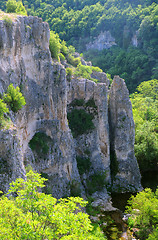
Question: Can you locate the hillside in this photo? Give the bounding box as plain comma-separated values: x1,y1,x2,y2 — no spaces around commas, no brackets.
0,0,157,92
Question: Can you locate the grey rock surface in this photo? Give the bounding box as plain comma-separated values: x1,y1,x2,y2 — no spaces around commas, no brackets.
0,16,141,200
0,16,80,198
109,76,142,192
86,31,116,51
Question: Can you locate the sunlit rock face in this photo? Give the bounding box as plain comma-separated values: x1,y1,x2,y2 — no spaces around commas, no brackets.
0,16,141,198
0,16,80,198
109,76,142,192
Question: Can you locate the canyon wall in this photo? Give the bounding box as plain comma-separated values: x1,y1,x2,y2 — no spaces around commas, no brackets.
0,16,142,198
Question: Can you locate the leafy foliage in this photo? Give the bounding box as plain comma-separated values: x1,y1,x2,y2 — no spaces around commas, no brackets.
0,99,9,120
76,156,91,175
6,0,27,15
10,0,156,93
66,67,73,81
3,84,26,112
2,15,12,27
6,0,17,13
0,170,106,239
29,132,51,156
85,46,153,92
1,1,158,91
86,171,107,195
130,80,158,172
67,109,95,137
126,188,158,240
49,31,61,61
74,63,100,82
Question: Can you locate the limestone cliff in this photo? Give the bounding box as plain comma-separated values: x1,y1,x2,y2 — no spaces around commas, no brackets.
109,76,142,192
0,15,141,198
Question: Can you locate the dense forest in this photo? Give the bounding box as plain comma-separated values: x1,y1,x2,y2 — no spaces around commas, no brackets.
1,0,158,92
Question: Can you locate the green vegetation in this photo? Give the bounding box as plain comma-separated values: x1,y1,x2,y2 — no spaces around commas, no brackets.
0,99,9,120
3,84,26,112
29,132,52,156
49,31,61,61
76,156,91,175
0,0,155,92
70,98,97,109
66,67,73,81
67,109,95,137
74,63,100,81
0,170,106,239
85,46,153,92
130,79,158,172
87,171,107,195
2,15,12,27
126,187,158,240
0,84,25,129
70,180,81,197
6,0,27,15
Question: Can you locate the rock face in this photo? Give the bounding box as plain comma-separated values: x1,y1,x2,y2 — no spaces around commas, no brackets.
0,16,80,198
109,76,142,192
86,31,116,51
0,16,141,197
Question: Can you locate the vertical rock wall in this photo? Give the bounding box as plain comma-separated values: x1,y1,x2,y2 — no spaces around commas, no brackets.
0,16,141,197
0,16,81,198
109,76,142,192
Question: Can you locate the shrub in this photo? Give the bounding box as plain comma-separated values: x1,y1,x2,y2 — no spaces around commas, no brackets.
49,31,61,61
16,0,27,15
87,171,107,195
59,52,65,61
29,132,51,156
70,99,85,107
67,109,95,137
76,156,91,175
60,40,68,56
3,84,26,112
66,67,73,81
0,170,103,240
6,0,17,13
6,0,27,15
91,66,102,72
126,188,158,240
2,16,12,27
68,45,75,54
70,180,81,197
74,63,92,79
0,99,9,120
67,54,81,67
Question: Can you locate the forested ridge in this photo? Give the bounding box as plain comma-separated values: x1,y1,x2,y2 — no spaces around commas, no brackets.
1,0,158,92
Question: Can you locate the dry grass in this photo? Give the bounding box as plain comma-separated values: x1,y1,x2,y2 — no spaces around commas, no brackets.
0,10,20,21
